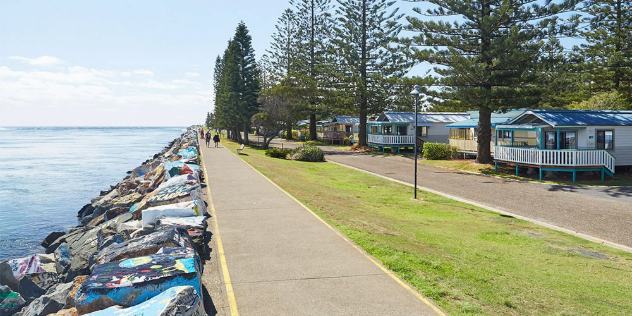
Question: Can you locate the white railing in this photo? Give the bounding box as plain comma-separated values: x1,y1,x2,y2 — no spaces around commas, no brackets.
494,146,615,173
368,134,415,145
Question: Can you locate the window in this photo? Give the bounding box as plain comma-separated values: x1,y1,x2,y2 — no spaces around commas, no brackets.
397,125,407,135
597,130,614,149
383,125,393,135
370,126,378,134
416,126,428,137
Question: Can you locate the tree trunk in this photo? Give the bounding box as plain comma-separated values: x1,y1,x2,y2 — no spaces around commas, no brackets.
358,0,368,147
243,122,249,145
476,109,492,164
309,113,317,141
286,121,293,140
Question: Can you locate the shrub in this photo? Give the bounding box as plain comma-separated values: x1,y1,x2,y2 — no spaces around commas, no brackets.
265,147,290,159
290,146,325,162
423,142,457,160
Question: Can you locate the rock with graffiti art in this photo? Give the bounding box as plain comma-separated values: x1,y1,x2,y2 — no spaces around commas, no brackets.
143,181,205,213
0,285,27,315
22,281,73,316
83,285,205,316
96,227,192,265
17,272,60,304
141,200,204,228
74,251,202,315
0,256,46,292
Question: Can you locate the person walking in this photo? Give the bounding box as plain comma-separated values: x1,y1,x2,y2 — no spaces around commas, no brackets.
205,131,211,148
213,134,220,148
200,129,204,139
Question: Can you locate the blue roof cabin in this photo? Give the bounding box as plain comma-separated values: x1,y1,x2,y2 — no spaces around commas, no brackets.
367,111,469,153
446,109,526,156
493,109,632,181
323,116,360,144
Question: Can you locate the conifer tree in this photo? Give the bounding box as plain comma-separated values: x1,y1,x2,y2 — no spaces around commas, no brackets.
406,0,578,163
267,9,302,82
332,0,409,147
291,0,334,140
575,0,632,101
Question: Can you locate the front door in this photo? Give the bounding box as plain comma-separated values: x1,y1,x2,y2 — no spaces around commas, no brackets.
545,131,556,149
561,131,577,149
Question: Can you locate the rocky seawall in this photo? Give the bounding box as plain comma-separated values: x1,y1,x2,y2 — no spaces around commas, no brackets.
0,127,210,316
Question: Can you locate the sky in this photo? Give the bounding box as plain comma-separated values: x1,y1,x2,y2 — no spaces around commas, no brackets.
0,0,294,126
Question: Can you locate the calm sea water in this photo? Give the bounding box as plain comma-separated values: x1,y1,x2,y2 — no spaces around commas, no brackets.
0,126,187,260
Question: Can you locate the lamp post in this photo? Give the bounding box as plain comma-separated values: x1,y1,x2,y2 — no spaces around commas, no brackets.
410,85,423,199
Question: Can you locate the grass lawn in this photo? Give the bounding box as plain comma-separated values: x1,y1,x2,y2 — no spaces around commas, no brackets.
224,141,632,315
421,159,632,186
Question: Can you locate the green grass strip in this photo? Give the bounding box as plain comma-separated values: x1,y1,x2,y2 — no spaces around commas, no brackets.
226,141,632,315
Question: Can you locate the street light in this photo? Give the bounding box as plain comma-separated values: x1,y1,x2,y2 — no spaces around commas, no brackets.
410,85,423,199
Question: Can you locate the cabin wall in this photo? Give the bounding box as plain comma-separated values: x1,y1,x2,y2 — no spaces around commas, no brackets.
581,126,632,166
407,123,451,143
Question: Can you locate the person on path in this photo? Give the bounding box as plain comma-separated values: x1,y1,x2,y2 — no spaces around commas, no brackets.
213,134,220,148
205,132,211,148
200,129,204,138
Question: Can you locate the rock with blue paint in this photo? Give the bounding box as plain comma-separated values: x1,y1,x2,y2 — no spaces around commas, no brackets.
96,227,193,265
75,250,202,315
140,200,204,228
83,285,205,316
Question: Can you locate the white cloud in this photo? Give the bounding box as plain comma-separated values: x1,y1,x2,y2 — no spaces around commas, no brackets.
133,69,154,76
172,79,201,85
185,72,200,77
0,65,213,126
8,56,65,67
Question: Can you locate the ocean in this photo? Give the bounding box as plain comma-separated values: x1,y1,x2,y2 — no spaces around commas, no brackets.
0,126,188,260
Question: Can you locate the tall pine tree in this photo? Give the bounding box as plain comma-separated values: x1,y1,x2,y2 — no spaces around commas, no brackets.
291,0,334,140
575,0,632,101
213,23,261,144
406,0,578,163
332,0,409,147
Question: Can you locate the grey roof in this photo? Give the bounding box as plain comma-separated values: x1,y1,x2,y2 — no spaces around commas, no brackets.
331,116,360,124
508,109,632,127
376,111,469,123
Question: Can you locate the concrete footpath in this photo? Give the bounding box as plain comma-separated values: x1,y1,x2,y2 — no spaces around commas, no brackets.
198,142,447,316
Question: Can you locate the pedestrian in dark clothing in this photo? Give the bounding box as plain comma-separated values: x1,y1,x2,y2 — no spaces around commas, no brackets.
213,134,220,148
205,132,211,148
200,129,204,138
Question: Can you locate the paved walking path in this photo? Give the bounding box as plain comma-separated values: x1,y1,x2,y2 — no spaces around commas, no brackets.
199,142,447,315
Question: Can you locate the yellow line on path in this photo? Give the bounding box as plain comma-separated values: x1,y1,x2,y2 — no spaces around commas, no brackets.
227,144,447,316
200,146,239,316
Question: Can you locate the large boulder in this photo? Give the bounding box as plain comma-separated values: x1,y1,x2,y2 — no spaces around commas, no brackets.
75,249,201,315
141,200,204,228
17,272,59,304
0,285,27,315
22,281,73,316
64,275,88,309
141,181,205,214
41,232,65,250
0,256,46,292
96,227,192,265
83,286,205,316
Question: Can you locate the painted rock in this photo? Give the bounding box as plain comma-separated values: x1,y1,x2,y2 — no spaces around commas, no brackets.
17,272,60,304
96,227,192,265
143,181,205,214
0,285,27,316
75,250,201,315
83,285,205,316
22,281,74,316
0,256,46,292
141,200,204,228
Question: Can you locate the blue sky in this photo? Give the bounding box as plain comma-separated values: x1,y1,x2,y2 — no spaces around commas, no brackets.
0,0,293,126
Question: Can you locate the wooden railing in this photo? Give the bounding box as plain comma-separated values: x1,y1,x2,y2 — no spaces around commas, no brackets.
368,134,415,145
494,146,615,173
324,131,349,139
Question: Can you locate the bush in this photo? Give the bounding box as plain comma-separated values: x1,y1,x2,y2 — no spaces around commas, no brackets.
290,146,325,162
265,148,290,159
423,142,457,160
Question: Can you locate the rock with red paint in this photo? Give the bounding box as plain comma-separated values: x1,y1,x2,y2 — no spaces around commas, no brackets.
0,256,46,292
